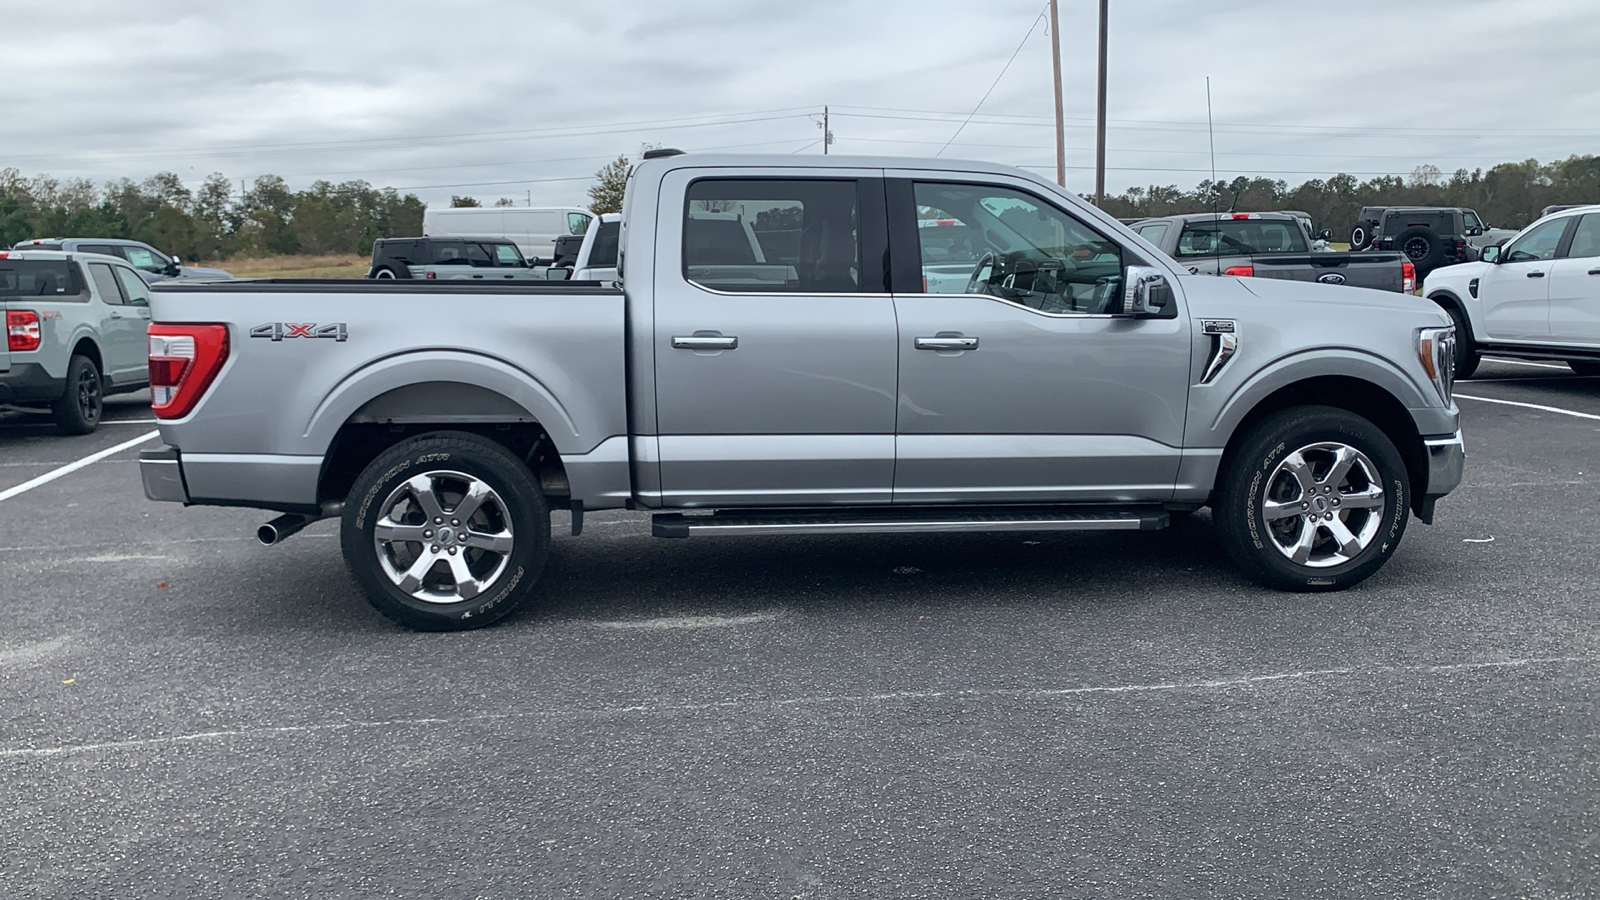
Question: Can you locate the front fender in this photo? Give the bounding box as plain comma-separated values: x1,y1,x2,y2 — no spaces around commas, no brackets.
303,350,596,456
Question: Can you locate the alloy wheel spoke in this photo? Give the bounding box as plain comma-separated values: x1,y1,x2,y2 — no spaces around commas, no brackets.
1340,486,1385,509
374,520,431,544
397,552,437,593
1289,518,1319,565
1263,499,1304,521
462,529,514,553
451,480,492,522
1326,516,1364,558
1280,451,1316,496
404,475,447,522
445,553,482,599
1322,446,1359,491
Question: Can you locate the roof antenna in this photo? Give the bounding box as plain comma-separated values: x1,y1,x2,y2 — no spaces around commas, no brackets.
1207,76,1223,263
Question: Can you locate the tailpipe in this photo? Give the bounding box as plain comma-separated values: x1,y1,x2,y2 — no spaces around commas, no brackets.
257,514,313,546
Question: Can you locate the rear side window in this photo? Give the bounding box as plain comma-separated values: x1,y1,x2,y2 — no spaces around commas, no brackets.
113,267,151,305
432,241,470,265
683,179,860,293
0,260,83,299
588,221,620,268
88,263,128,304
1135,223,1170,246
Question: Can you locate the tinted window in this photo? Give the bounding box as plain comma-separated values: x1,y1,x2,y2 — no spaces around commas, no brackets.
1504,217,1569,263
683,179,860,293
1385,211,1450,233
1462,210,1483,231
1135,223,1170,246
1177,219,1308,256
113,267,151,305
1564,215,1600,259
431,241,470,265
78,244,120,257
380,240,420,262
88,263,127,304
568,212,592,235
914,181,1123,313
588,220,620,267
0,260,80,298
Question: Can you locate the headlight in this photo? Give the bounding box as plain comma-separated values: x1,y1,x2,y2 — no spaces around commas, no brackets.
1417,326,1455,404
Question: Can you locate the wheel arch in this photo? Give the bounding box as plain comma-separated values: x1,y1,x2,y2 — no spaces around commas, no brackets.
69,335,103,374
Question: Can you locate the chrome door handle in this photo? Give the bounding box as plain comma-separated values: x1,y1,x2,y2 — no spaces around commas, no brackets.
915,335,979,351
672,332,738,350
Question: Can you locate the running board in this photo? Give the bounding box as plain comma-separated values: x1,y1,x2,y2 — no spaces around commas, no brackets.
651,506,1169,539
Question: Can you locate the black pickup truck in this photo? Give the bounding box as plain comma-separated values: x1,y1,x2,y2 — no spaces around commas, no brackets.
1131,213,1415,293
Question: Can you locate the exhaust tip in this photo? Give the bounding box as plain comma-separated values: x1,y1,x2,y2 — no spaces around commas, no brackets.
256,524,279,545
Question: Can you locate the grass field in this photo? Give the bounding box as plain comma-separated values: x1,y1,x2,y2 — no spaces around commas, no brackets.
202,253,368,279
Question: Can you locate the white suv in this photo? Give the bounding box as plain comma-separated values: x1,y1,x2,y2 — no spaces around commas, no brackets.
1422,205,1600,378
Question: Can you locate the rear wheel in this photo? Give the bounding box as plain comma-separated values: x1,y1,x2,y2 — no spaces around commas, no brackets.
1394,225,1447,278
372,267,398,279
1214,406,1409,592
51,354,102,435
341,431,550,630
1568,361,1600,376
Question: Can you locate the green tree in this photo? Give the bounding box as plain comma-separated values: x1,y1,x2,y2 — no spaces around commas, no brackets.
587,154,629,215
450,195,481,208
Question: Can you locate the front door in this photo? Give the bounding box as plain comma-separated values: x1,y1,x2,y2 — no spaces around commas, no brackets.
888,176,1191,504
86,263,151,385
1478,216,1571,341
1546,213,1600,345
652,171,898,507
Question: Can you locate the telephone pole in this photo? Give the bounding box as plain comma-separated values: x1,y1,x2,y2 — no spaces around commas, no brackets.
823,106,831,154
1049,0,1065,187
1094,0,1109,205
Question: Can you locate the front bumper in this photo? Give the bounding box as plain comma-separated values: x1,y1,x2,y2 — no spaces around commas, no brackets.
140,445,189,503
1416,430,1465,523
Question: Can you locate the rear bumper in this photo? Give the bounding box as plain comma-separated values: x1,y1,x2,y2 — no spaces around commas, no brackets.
140,445,189,503
0,363,66,405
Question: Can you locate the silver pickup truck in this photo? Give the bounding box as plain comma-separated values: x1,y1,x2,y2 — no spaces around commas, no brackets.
139,153,1465,631
1131,213,1415,293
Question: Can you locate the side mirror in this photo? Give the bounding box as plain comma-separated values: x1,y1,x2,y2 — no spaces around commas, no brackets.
1465,226,1483,237
1316,229,1332,241
1479,244,1500,264
1122,266,1173,316
545,267,572,281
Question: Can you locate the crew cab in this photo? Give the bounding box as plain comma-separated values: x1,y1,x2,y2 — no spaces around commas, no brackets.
13,238,233,282
1130,213,1416,293
1423,204,1600,378
1,249,154,433
138,153,1465,631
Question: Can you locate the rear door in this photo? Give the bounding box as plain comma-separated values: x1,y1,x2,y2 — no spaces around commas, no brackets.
887,174,1191,504
651,169,898,506
102,264,153,383
1546,213,1600,345
1478,216,1573,341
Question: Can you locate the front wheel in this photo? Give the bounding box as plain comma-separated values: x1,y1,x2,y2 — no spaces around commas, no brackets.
1214,406,1410,592
341,431,550,630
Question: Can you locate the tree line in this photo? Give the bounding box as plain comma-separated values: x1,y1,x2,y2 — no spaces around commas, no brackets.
0,169,425,260
1097,155,1600,235
3,154,1596,260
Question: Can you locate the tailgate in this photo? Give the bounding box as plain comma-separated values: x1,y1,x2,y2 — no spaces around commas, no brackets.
1251,252,1405,292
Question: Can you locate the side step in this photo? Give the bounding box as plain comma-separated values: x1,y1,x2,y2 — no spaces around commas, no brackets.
652,505,1169,539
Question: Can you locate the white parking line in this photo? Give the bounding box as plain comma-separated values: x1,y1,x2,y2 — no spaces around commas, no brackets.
0,430,160,503
1481,357,1570,370
100,419,159,425
1455,393,1600,422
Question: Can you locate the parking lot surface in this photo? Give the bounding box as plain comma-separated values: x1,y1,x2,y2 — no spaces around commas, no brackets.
2,365,1597,898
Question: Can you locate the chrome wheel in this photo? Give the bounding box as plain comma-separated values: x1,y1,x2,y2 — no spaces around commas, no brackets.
1260,442,1385,568
372,470,515,604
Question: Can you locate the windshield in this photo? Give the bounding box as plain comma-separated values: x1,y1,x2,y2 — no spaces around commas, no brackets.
0,260,79,297
1176,219,1309,256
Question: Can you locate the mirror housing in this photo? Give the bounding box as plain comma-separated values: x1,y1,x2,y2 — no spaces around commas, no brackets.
1316,229,1332,241
1122,265,1173,316
1465,225,1483,237
1479,244,1501,264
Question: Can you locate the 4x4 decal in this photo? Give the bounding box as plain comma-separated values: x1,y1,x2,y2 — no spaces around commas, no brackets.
250,323,348,342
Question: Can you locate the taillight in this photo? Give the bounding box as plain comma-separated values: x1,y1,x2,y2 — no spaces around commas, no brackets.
425,271,437,280
7,310,41,351
1402,261,1417,294
1224,265,1254,277
148,324,228,419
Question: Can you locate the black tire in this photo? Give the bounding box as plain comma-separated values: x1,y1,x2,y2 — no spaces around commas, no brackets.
1393,225,1447,277
371,265,409,280
51,354,102,435
341,431,550,631
1439,303,1480,379
1348,221,1377,251
1214,406,1409,592
1568,361,1600,376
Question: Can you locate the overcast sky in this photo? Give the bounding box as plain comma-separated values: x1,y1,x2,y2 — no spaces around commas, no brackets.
6,0,1599,210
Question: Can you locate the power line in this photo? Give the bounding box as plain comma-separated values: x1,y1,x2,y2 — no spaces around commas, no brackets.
936,5,1049,157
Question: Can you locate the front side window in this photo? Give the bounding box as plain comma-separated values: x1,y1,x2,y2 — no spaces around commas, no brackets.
122,246,168,273
1563,215,1600,260
1462,210,1483,231
683,179,860,293
1504,217,1569,263
487,243,524,267
88,263,127,304
568,212,592,236
112,266,151,305
914,181,1123,313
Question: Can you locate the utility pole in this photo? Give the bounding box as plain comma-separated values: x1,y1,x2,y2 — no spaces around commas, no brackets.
823,105,830,155
1095,0,1109,205
1049,0,1065,187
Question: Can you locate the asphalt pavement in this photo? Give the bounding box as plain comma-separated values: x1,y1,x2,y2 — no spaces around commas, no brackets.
1,366,1597,898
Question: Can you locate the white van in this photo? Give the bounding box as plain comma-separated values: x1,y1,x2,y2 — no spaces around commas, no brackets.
421,207,593,261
